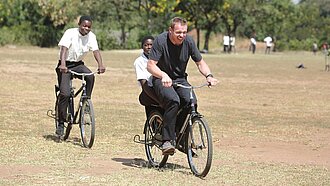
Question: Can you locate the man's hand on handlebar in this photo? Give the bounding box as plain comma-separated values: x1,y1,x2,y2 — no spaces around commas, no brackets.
97,65,106,74
58,65,68,73
206,76,218,87
161,72,172,87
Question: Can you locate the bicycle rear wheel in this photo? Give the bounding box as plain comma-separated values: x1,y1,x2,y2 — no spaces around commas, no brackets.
54,97,60,132
80,99,95,148
63,97,74,140
186,116,213,177
144,110,168,167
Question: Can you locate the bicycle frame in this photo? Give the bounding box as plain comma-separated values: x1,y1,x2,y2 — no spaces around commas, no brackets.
174,83,209,148
68,70,97,125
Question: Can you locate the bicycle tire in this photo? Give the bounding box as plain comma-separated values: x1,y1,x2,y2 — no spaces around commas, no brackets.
63,97,74,140
186,116,213,177
80,99,95,148
144,110,168,167
54,97,60,131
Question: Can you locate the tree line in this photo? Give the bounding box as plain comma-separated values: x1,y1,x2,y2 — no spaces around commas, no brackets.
0,0,329,51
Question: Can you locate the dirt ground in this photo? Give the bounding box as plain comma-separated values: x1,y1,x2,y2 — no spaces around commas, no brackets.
218,130,330,169
1,131,329,179
0,46,329,185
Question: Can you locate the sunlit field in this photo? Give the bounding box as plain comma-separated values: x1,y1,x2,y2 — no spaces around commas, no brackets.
0,46,329,185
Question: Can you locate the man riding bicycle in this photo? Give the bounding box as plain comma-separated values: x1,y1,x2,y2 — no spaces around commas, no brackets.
55,15,106,136
147,17,218,155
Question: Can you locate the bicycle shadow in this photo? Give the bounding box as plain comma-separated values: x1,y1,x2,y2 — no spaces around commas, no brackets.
112,157,148,168
43,134,83,147
111,157,190,175
43,134,61,143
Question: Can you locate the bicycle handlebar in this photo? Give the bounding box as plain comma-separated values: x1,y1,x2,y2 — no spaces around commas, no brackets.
173,82,210,89
69,70,98,76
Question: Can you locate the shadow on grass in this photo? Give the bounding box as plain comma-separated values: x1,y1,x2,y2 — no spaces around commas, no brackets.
112,157,148,168
43,134,61,143
43,134,83,147
112,157,189,174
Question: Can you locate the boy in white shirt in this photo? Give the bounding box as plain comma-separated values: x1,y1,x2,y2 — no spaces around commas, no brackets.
134,36,159,106
56,15,106,136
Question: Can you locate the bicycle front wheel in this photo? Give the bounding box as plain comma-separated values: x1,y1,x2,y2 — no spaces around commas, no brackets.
144,110,168,167
186,116,213,177
80,99,95,148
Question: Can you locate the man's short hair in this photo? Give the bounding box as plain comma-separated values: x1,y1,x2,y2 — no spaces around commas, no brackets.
78,15,92,25
141,36,154,48
170,17,187,28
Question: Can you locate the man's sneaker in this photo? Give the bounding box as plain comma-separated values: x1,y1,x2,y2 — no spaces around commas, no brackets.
162,141,175,155
56,123,64,136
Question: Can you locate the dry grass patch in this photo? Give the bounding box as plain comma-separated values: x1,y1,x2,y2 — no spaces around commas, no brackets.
0,46,329,185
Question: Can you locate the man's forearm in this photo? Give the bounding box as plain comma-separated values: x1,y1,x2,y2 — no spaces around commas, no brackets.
60,46,68,65
147,60,163,79
196,60,212,77
93,50,103,66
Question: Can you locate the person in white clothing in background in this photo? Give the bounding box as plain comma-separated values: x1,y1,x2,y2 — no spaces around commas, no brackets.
229,34,236,54
250,36,257,54
223,34,230,53
264,36,273,54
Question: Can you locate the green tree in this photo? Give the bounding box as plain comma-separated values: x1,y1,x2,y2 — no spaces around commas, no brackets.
198,0,224,51
0,0,62,46
177,0,224,51
219,0,248,37
176,0,205,49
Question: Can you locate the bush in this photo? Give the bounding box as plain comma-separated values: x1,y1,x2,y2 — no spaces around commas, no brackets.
0,22,60,47
95,28,121,50
0,26,16,46
276,38,318,51
93,26,144,50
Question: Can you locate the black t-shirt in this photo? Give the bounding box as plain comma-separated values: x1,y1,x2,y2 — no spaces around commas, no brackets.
149,31,202,80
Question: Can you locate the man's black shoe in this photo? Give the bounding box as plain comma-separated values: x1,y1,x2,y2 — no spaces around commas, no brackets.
56,123,64,136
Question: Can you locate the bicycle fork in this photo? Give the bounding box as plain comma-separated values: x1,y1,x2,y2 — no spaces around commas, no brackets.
190,116,207,150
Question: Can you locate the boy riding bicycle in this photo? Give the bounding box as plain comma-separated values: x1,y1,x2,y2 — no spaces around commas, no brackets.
55,15,106,136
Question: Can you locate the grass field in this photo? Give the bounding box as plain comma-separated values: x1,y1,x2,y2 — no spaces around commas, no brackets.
0,46,329,185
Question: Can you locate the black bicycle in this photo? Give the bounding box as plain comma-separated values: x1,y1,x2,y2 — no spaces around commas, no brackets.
134,83,213,177
47,70,97,148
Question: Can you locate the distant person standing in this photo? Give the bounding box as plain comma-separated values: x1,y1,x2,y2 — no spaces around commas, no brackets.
250,36,256,54
322,42,328,55
223,34,230,53
229,34,236,54
264,36,272,54
312,42,318,55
